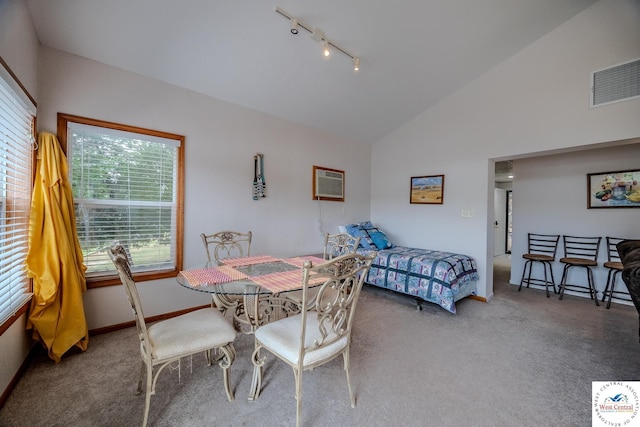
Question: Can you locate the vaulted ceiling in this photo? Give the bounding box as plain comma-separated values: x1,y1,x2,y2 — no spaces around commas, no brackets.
26,0,599,143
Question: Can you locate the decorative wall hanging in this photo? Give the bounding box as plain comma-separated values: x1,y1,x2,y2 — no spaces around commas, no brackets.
587,169,640,208
253,153,266,200
410,175,444,204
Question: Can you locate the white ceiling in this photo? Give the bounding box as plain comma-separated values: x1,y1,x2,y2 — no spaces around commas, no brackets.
26,0,598,143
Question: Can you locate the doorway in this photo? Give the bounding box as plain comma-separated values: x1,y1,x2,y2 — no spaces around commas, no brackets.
494,160,513,289
494,188,507,256
506,190,512,253
494,160,513,257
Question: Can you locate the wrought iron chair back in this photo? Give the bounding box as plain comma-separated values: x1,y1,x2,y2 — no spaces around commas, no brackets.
561,235,601,261
606,236,624,264
201,230,252,265
109,246,149,346
200,231,253,319
323,232,361,260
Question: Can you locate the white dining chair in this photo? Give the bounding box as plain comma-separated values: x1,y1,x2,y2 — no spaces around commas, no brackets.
108,245,237,427
249,252,375,427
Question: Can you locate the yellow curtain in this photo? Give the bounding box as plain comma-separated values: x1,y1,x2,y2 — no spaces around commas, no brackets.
26,132,88,363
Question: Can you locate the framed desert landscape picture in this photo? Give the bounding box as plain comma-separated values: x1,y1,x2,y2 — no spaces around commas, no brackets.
410,175,444,204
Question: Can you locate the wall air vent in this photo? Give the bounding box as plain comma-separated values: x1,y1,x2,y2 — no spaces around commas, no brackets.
591,58,640,107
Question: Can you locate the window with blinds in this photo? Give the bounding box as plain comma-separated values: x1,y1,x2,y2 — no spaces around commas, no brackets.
59,114,184,285
0,66,35,326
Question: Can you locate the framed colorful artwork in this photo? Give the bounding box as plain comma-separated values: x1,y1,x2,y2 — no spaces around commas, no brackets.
587,169,640,208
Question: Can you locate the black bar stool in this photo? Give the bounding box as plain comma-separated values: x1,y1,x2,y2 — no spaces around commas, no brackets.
601,236,632,309
519,233,560,297
558,235,601,306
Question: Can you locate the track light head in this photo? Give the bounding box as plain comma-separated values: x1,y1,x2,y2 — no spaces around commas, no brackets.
323,41,330,57
311,28,325,42
353,58,360,71
290,18,299,35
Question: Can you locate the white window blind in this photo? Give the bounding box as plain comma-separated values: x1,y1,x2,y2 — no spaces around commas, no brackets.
0,69,35,325
67,122,180,278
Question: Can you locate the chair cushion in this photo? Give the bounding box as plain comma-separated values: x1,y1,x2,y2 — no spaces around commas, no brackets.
560,257,597,267
147,308,236,360
523,253,554,262
604,261,624,270
255,313,348,367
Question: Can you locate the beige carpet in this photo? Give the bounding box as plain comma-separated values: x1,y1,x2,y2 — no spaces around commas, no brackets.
1,257,639,426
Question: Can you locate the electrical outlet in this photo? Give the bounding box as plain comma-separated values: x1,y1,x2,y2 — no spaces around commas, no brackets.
461,209,474,218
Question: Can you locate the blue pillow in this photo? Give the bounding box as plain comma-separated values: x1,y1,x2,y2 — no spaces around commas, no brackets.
365,228,392,250
358,221,375,229
345,222,393,249
345,223,374,249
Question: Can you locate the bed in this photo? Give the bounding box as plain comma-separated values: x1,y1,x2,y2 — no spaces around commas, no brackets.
342,222,479,313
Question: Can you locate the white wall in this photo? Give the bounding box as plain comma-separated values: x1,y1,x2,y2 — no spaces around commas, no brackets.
36,46,371,330
0,0,38,95
0,0,39,403
370,0,640,302
510,143,640,299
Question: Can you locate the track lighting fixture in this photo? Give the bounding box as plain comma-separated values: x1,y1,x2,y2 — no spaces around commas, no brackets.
275,6,360,72
310,27,325,42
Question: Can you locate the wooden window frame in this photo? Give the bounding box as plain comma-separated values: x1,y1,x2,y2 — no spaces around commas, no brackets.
57,113,184,288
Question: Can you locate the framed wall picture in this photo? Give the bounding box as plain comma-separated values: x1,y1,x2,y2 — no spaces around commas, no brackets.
410,175,444,204
587,169,640,208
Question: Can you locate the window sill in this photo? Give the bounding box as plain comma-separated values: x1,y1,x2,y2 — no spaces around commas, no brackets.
86,269,179,289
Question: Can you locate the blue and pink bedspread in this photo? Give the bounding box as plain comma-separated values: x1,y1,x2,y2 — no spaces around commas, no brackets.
358,246,479,313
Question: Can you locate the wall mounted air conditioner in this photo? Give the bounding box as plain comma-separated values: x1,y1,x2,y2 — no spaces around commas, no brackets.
313,165,344,202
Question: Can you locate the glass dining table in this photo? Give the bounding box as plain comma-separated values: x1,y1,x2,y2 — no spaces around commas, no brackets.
177,255,326,333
